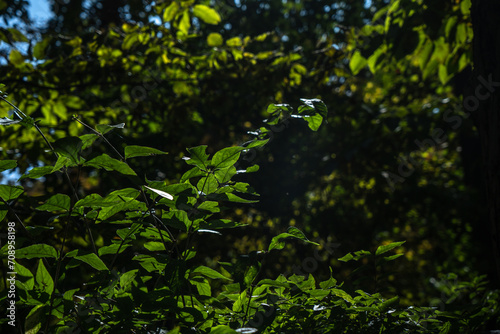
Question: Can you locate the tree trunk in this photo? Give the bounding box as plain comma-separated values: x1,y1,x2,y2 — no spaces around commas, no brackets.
471,0,500,282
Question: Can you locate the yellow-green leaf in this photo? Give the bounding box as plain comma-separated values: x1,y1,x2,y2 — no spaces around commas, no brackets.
349,50,367,75
207,32,223,47
192,4,221,25
9,49,24,66
163,1,179,22
179,11,190,35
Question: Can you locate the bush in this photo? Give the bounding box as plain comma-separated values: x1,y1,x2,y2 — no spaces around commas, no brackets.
0,93,498,333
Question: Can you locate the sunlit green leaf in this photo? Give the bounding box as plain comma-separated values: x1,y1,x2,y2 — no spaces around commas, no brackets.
349,50,367,75
35,259,54,294
185,145,210,169
207,32,223,47
74,252,109,271
212,146,244,169
375,241,405,256
163,1,179,22
191,265,231,280
192,4,221,25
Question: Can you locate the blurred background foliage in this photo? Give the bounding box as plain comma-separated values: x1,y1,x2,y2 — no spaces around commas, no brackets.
0,0,495,312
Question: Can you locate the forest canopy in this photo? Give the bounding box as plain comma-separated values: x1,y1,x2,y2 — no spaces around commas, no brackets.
0,0,499,332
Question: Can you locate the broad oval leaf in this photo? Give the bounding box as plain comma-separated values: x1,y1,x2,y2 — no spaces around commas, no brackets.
0,185,24,201
84,153,137,176
36,193,71,212
185,145,210,169
53,136,83,165
192,4,221,25
16,244,58,259
212,146,244,169
207,32,223,47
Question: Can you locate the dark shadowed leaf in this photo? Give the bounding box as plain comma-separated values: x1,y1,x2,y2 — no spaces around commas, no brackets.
84,154,137,176
0,185,24,201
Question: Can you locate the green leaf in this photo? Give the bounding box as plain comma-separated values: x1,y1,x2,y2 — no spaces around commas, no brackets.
95,123,125,134
33,38,51,59
337,253,355,262
120,269,139,290
330,288,354,303
192,4,221,25
303,113,324,131
0,185,23,201
51,156,71,172
375,241,405,256
268,227,318,251
79,133,99,150
212,147,244,168
162,210,190,231
74,253,109,271
53,136,83,165
244,139,269,149
179,11,190,35
15,262,34,289
144,241,166,251
214,166,236,183
209,326,238,334
185,145,210,169
180,166,207,182
124,145,168,159
191,265,232,281
19,166,54,180
36,194,71,212
349,50,367,75
16,244,58,259
98,243,131,256
232,290,247,312
9,49,24,66
35,259,54,294
85,154,137,176
191,277,211,296
0,160,16,172
207,32,223,47
163,1,179,22
197,201,220,213
25,305,45,334
197,174,218,194
200,219,245,229
383,253,404,261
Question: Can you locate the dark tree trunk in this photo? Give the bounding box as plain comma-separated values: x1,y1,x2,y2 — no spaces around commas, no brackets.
471,0,500,282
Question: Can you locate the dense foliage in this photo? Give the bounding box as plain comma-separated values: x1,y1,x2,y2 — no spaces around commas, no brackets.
0,0,499,332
